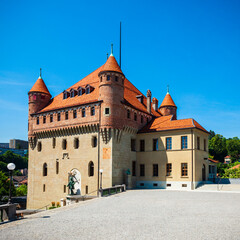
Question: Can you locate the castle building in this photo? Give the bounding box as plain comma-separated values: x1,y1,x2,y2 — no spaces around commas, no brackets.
27,48,209,209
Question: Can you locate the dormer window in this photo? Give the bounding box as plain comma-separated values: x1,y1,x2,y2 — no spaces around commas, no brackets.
136,95,144,104
86,87,90,94
78,87,85,96
70,89,77,98
85,85,94,95
63,91,69,99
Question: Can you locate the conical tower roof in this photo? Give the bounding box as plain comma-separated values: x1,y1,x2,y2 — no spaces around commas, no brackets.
160,92,176,108
101,55,123,74
29,76,51,95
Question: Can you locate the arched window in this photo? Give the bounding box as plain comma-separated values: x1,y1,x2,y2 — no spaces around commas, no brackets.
43,163,47,176
37,142,42,152
74,138,79,149
127,109,130,119
89,161,94,177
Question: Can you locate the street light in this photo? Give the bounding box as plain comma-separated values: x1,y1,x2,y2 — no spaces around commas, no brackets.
99,169,103,191
7,163,16,204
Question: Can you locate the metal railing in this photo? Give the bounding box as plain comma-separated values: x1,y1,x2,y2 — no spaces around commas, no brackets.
100,184,126,197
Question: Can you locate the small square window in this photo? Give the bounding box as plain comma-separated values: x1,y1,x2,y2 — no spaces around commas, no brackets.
140,183,144,187
153,183,158,187
167,184,171,187
105,108,110,115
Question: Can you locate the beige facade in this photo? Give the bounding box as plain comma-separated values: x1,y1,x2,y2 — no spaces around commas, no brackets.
27,54,211,209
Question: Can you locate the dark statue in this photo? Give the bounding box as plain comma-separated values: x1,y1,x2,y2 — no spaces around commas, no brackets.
67,174,76,195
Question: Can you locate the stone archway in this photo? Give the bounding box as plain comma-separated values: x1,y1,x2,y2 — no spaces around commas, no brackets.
70,168,81,195
202,164,206,182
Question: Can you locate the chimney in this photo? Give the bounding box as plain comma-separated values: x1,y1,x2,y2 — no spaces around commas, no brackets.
147,90,152,114
152,97,158,111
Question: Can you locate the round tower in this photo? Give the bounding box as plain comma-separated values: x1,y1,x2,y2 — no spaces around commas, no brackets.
159,87,177,119
98,45,125,129
28,70,51,138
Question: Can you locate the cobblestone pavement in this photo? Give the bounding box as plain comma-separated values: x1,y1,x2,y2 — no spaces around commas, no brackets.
1,190,240,240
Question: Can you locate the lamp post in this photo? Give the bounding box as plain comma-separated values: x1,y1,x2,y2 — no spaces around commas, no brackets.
99,169,103,192
7,163,16,205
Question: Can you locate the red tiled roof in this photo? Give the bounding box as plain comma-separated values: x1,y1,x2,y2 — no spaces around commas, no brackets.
29,77,51,95
139,115,208,133
208,158,219,163
38,62,161,116
100,56,123,74
225,156,231,159
229,164,240,170
160,93,176,108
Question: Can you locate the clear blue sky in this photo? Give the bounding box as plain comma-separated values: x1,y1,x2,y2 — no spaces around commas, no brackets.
0,0,239,142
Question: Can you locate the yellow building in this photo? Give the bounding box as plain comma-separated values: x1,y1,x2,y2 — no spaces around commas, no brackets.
27,49,210,209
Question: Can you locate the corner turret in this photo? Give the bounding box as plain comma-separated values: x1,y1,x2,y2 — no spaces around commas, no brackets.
98,44,125,129
159,87,177,119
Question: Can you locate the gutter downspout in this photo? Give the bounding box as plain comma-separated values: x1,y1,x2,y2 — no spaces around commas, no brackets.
191,129,194,190
97,104,101,196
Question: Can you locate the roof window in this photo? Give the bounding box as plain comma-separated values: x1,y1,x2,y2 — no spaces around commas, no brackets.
78,87,85,96
63,90,70,99
136,95,144,104
70,89,77,98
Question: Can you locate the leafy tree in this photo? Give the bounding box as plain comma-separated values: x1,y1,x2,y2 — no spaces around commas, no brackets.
223,168,240,178
226,137,240,162
0,151,28,174
0,171,16,200
209,134,227,162
16,184,27,196
209,130,215,140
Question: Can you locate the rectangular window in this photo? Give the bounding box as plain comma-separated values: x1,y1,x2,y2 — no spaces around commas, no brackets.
134,113,137,121
36,117,39,125
115,76,118,82
52,138,56,148
82,108,85,117
92,136,97,147
153,138,158,151
91,107,95,116
86,185,88,194
105,108,110,115
43,184,46,192
166,137,172,150
127,110,130,119
140,164,145,177
50,114,53,122
181,163,188,176
131,139,136,151
107,75,110,81
181,136,188,149
43,116,46,124
153,164,158,177
141,116,143,123
140,140,145,152
166,163,172,176
64,185,66,193
197,137,200,150
65,111,68,120
56,161,59,174
73,110,77,119
132,161,136,176
204,139,206,151
57,113,61,121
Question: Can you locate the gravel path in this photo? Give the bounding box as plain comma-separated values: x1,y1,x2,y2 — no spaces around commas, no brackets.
0,190,240,240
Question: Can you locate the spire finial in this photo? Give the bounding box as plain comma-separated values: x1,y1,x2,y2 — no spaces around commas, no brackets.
39,68,42,78
167,85,169,94
110,43,113,56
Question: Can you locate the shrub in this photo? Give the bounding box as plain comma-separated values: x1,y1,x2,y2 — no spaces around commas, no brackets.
51,201,55,207
16,184,27,196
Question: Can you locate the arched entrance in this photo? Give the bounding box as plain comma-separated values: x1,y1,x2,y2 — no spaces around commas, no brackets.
69,168,81,195
202,164,206,181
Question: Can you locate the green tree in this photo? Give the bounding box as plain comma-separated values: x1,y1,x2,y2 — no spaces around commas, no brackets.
16,184,27,196
0,171,16,200
209,134,227,162
226,137,240,162
209,130,215,140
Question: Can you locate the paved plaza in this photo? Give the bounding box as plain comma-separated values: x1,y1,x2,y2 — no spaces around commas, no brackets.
0,190,240,240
